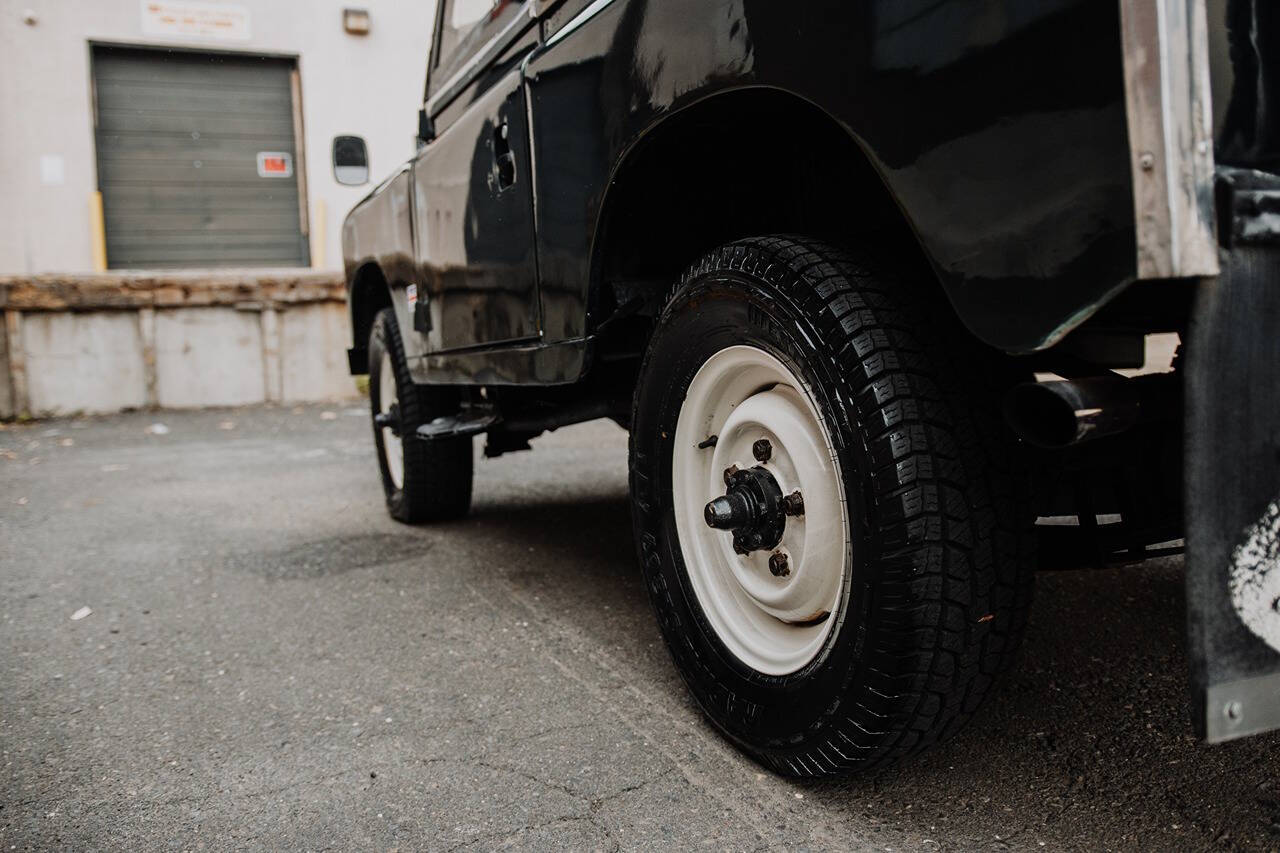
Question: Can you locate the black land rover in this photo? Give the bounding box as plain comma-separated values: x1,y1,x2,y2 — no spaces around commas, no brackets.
337,0,1280,776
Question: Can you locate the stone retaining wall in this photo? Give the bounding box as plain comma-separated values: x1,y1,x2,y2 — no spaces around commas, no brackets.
0,270,358,418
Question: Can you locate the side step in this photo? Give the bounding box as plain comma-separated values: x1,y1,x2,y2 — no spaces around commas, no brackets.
412,395,625,445
414,408,501,440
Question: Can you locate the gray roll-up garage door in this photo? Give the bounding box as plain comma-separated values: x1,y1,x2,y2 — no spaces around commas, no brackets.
92,46,308,268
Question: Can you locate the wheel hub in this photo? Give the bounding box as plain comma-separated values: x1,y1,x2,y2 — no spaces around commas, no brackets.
704,465,787,555
374,402,402,437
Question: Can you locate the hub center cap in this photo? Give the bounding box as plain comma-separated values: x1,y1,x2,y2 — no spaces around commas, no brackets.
704,465,786,555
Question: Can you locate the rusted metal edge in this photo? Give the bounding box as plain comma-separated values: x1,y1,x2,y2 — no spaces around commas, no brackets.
1119,0,1220,279
0,270,344,312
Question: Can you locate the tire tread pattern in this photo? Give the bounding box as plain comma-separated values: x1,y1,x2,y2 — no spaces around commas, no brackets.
369,308,473,523
632,236,1035,775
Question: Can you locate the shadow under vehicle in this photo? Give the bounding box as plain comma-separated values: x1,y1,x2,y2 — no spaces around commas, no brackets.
336,0,1280,777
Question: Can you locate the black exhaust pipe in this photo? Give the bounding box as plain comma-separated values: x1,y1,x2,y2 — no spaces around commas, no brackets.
1004,373,1180,449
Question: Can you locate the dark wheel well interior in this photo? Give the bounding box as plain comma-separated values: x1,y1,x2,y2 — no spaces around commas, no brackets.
348,263,393,373
590,87,934,358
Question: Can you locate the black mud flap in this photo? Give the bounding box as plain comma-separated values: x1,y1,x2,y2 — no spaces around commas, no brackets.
1186,242,1280,742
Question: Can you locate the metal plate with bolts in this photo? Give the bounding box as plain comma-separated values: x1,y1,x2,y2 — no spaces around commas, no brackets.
1204,672,1280,742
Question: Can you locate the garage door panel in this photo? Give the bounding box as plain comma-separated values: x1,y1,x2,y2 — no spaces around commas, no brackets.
97,110,297,139
104,210,300,233
103,188,300,213
99,161,298,184
105,198,299,216
94,54,291,86
96,111,296,137
106,235,309,267
98,147,296,169
96,97,295,129
106,236,305,256
93,46,307,268
95,131,296,155
97,85,293,113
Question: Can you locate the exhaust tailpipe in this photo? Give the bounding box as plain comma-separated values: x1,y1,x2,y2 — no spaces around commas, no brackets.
1004,373,1179,449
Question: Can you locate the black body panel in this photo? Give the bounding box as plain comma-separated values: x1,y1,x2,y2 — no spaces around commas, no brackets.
345,0,1142,386
522,0,1136,352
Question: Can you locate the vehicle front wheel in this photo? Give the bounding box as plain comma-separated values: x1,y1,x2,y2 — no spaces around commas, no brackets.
629,236,1034,776
368,307,473,523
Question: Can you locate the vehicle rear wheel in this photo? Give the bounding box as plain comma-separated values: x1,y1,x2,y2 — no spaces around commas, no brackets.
368,308,473,523
629,236,1034,776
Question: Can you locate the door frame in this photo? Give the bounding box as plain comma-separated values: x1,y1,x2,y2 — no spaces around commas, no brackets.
86,41,312,268
424,1,539,127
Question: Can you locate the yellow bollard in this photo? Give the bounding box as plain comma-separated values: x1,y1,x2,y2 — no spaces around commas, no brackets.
89,191,108,272
312,198,327,269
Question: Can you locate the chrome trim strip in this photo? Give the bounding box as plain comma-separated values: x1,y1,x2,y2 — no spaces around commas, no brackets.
521,54,545,338
545,0,617,47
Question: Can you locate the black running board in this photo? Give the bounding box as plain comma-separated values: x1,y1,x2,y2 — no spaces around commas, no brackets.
414,409,501,440
412,395,625,444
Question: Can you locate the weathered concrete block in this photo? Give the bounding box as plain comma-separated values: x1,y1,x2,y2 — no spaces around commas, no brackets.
280,302,356,402
0,270,344,311
0,312,12,419
155,308,264,408
1,274,357,417
22,312,147,415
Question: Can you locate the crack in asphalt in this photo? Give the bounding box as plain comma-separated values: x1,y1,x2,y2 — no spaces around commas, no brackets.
461,576,849,849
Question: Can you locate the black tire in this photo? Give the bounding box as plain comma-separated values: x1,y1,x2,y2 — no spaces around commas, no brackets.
368,308,473,523
629,236,1034,776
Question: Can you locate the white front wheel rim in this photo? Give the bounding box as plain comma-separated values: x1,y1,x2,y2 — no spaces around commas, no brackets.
379,355,405,490
672,345,850,675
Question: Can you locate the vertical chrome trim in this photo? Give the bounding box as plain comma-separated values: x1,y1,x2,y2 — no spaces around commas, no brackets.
1119,0,1220,279
521,55,545,339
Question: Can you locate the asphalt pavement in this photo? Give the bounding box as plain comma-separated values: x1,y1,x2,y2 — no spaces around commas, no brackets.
2,403,1278,851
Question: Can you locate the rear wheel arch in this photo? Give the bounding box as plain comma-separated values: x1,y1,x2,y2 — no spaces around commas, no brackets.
587,87,943,355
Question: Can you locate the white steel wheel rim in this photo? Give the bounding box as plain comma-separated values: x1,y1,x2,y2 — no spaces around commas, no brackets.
672,345,849,675
378,355,405,490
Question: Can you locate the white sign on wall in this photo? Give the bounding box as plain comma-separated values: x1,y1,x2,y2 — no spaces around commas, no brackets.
140,1,252,41
39,155,65,186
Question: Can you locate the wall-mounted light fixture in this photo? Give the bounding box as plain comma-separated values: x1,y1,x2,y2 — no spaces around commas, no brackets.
342,8,370,35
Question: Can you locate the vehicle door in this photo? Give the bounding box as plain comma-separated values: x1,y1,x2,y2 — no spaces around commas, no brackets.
412,0,541,354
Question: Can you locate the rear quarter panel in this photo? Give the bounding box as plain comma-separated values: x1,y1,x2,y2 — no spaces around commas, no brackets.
528,0,1137,353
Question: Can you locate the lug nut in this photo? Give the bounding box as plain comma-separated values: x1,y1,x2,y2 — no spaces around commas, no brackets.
783,490,805,517
768,551,790,577
722,464,740,486
752,438,772,463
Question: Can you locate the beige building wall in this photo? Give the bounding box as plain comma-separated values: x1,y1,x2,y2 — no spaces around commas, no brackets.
0,0,436,274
